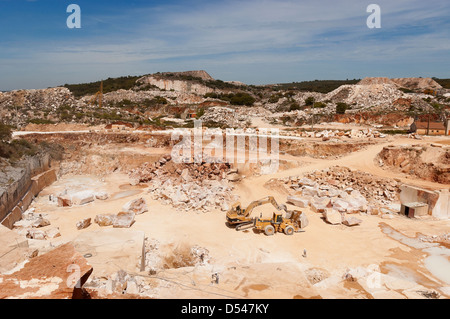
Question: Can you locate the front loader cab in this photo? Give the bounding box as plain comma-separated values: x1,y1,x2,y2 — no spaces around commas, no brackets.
273,213,283,224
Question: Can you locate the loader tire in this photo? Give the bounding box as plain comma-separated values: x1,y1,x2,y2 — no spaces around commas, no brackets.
284,226,295,236
264,225,275,236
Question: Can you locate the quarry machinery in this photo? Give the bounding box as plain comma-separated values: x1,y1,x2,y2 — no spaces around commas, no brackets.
226,196,287,231
254,210,307,236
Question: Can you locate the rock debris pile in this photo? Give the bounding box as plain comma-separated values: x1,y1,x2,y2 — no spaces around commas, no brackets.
143,238,211,275
199,106,250,128
282,128,387,140
13,209,61,240
129,156,240,212
267,166,401,225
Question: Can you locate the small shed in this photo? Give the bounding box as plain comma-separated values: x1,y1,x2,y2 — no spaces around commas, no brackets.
400,202,429,218
410,121,446,135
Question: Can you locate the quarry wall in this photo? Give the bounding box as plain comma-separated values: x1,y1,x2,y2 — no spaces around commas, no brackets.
0,154,57,229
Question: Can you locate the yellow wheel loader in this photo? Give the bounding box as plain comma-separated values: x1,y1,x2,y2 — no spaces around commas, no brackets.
254,211,307,236
226,196,287,230
226,196,309,234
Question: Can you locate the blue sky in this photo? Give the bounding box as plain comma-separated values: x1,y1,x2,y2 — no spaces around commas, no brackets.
0,0,449,90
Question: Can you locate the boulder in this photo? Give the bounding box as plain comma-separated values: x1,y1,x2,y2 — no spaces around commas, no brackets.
287,196,310,208
57,196,72,207
310,197,331,213
333,199,350,212
26,229,47,240
125,280,139,295
121,198,148,215
180,169,192,182
14,214,50,229
76,218,92,230
343,217,363,227
95,192,109,200
323,209,342,225
71,191,95,206
298,178,316,187
113,212,135,228
301,186,319,197
95,214,115,227
46,228,61,239
226,173,241,182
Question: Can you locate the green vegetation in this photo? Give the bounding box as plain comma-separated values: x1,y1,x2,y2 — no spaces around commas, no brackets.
399,87,414,93
0,123,12,142
229,93,256,106
203,92,256,106
313,102,327,108
433,78,450,89
63,75,143,97
304,97,315,106
0,138,39,160
336,102,349,114
289,102,301,111
112,96,168,109
196,107,205,119
382,129,410,135
268,93,283,103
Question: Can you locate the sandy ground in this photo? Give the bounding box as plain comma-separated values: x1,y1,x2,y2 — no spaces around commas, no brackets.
19,133,450,299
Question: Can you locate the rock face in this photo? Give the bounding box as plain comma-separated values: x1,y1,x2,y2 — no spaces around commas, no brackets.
137,75,214,95
121,198,148,215
0,243,93,299
199,106,250,128
377,145,450,184
14,211,50,229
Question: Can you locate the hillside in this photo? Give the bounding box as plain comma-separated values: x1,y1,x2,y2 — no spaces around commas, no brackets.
0,72,448,130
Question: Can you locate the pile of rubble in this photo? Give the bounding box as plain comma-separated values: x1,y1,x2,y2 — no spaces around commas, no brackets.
325,84,404,110
286,166,401,205
86,270,152,297
129,156,240,212
13,208,61,240
93,198,148,229
199,106,250,128
0,87,76,110
282,128,387,140
143,238,211,275
267,166,401,224
0,87,79,127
